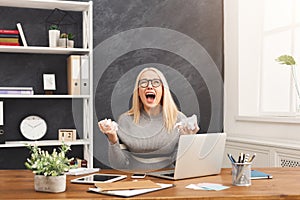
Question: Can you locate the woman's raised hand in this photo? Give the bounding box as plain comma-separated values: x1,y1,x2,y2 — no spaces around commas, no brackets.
177,123,200,135
98,118,118,144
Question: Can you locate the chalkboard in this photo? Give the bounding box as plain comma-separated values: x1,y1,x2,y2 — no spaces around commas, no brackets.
92,0,223,168
0,0,223,169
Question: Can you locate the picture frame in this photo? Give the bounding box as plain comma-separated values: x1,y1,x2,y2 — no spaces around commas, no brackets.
43,74,56,91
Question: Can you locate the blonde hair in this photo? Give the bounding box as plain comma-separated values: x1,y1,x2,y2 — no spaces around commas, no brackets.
127,67,179,132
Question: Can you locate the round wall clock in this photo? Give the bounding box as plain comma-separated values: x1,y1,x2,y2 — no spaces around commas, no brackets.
20,115,47,140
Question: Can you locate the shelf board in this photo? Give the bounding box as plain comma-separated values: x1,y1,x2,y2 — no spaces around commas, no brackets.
0,95,90,99
1,139,90,148
0,0,90,11
0,46,89,55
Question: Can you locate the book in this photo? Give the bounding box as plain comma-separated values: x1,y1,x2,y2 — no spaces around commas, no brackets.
0,29,19,34
0,38,19,43
0,42,20,46
16,23,27,47
0,90,33,95
0,34,19,38
80,55,89,95
0,87,33,90
0,101,4,144
0,87,34,95
251,170,273,179
67,55,81,95
0,101,3,126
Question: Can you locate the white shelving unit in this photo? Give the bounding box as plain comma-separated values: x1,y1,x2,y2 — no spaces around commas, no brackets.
0,95,90,99
0,0,94,168
3,139,90,148
0,46,89,54
0,0,90,11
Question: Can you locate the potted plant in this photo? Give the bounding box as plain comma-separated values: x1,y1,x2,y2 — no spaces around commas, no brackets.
67,33,75,48
25,143,74,193
58,32,68,48
48,24,60,48
276,55,300,111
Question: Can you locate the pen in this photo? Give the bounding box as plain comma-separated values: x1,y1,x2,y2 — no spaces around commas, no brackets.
244,153,250,163
230,154,236,163
227,153,236,164
248,153,256,163
238,153,243,163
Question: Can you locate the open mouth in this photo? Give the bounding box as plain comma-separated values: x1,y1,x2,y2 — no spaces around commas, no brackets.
145,92,156,103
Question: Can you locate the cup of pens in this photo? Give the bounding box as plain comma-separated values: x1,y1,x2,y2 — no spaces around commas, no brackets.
232,162,251,186
228,153,256,186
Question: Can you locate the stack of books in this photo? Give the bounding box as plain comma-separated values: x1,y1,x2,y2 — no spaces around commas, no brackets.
0,29,20,46
0,87,34,95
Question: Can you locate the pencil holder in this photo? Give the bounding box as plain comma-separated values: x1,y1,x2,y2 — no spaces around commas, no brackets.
232,162,251,186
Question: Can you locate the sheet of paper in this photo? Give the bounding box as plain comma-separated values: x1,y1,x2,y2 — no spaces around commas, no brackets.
186,183,230,191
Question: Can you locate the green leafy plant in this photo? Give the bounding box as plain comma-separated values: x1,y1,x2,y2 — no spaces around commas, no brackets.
49,24,59,30
275,55,300,99
60,33,68,38
275,55,296,65
25,143,74,176
67,33,75,40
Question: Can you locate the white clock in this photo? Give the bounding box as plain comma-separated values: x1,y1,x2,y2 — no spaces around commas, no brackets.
20,115,47,140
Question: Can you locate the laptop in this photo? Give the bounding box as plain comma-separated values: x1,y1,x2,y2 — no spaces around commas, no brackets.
147,133,226,180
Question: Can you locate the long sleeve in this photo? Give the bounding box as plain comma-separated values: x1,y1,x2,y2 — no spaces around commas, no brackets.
107,111,187,171
108,141,131,169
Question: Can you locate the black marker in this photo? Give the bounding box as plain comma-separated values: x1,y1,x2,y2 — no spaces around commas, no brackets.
227,153,235,164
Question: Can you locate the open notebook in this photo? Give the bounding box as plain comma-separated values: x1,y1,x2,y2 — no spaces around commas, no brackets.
147,133,227,180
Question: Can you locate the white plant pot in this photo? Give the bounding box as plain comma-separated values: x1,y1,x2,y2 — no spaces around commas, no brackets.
67,40,74,48
58,38,68,48
48,30,60,48
34,174,66,193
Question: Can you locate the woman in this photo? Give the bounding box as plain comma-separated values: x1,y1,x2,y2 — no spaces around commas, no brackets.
98,67,199,171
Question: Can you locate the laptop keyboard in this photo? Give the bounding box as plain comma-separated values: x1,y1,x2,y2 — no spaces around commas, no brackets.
162,173,174,177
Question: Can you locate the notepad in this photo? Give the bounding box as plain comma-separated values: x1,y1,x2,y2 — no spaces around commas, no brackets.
251,170,273,179
88,181,174,197
94,180,160,191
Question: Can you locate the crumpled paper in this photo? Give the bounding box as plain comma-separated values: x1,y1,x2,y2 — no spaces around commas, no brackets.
100,118,118,131
175,114,197,130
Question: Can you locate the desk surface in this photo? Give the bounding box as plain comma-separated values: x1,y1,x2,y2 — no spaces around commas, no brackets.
1,168,300,200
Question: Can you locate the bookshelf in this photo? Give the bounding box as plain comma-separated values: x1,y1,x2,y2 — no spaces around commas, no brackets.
0,46,89,54
1,139,90,148
0,0,90,11
0,0,94,168
0,95,90,99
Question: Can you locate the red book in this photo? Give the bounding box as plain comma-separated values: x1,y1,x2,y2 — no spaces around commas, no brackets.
0,29,19,34
0,41,20,46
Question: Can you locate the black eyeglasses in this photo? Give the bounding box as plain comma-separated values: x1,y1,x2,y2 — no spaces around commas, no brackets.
138,79,162,88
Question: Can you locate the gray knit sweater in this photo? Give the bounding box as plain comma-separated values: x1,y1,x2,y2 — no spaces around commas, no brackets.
108,109,187,171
